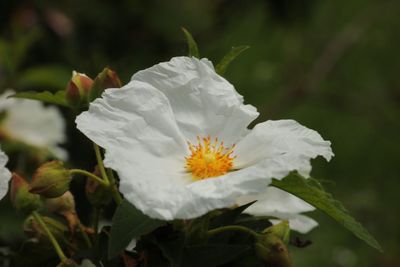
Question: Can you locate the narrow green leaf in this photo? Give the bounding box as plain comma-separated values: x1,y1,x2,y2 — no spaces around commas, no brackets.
11,91,69,107
215,45,249,75
210,201,256,228
181,27,200,58
271,172,382,252
108,200,165,258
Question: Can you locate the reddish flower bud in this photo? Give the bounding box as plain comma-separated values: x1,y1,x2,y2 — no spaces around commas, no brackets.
45,191,79,231
10,173,42,212
89,68,121,101
65,71,93,107
29,161,71,198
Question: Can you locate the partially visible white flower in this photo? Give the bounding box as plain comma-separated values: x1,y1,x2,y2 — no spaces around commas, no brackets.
237,187,318,233
0,148,11,200
0,90,67,159
76,56,333,221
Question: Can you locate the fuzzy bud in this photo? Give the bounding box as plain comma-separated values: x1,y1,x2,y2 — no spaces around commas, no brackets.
263,220,290,244
65,71,93,107
89,68,121,101
10,173,42,213
255,229,293,267
29,161,71,198
45,191,80,231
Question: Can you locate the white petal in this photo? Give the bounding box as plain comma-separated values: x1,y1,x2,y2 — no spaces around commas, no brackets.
237,187,314,214
237,187,318,233
0,90,67,159
132,57,259,145
270,215,318,234
0,149,11,200
235,120,333,177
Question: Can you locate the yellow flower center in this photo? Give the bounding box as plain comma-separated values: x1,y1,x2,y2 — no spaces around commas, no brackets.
185,136,235,180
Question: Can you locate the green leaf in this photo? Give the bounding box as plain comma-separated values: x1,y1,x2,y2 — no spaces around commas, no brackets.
215,46,249,75
271,172,382,252
16,65,71,90
210,201,256,229
181,27,200,58
108,200,165,258
181,244,250,267
11,90,69,107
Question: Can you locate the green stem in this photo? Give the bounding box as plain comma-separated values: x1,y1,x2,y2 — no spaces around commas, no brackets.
208,225,260,240
32,211,68,262
93,143,123,204
107,168,122,204
93,143,109,184
69,169,109,187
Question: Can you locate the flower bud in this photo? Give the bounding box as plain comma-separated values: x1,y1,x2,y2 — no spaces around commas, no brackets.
29,161,71,198
263,220,290,244
46,191,79,231
10,173,42,213
65,71,93,107
255,230,293,267
45,191,75,214
89,68,121,101
85,166,112,207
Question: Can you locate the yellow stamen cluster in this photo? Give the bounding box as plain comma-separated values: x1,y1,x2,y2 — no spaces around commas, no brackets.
185,136,235,180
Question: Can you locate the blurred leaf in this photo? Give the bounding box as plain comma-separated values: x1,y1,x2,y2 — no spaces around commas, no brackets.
234,215,272,232
11,90,69,107
153,233,186,267
181,244,250,267
17,66,71,90
108,200,164,259
181,27,200,58
215,46,249,75
209,201,256,229
271,172,382,252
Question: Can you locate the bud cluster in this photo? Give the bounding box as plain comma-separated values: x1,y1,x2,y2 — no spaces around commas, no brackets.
65,68,121,109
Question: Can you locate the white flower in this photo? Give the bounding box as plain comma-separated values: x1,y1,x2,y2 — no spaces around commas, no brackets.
0,148,11,200
237,187,318,233
0,90,67,159
76,56,333,220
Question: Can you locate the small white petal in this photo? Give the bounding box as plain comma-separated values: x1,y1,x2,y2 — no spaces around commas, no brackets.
270,215,318,234
235,120,333,177
237,187,318,233
132,57,259,145
0,149,11,200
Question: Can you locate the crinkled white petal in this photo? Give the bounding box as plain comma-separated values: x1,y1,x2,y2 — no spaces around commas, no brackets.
132,57,259,146
0,148,11,200
235,119,334,177
237,187,318,233
0,90,67,159
76,58,266,220
76,56,333,221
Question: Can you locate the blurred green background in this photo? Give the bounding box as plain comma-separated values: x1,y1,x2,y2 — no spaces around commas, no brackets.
0,0,399,266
